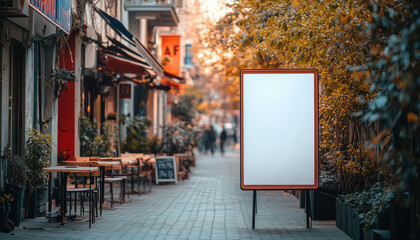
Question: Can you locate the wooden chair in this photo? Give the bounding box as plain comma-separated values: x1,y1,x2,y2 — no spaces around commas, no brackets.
62,161,99,225
99,158,128,207
120,155,141,194
138,155,154,194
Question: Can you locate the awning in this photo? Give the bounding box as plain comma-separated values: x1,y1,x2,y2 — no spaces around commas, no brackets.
108,38,150,67
130,78,171,91
164,71,184,82
95,8,164,76
160,78,184,92
102,53,147,76
161,71,185,94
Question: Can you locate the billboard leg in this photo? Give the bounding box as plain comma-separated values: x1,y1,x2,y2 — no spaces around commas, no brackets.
305,190,312,229
255,190,257,214
252,190,256,229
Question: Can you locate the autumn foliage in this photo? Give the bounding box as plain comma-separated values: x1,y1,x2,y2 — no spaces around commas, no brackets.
199,0,420,235
200,0,377,194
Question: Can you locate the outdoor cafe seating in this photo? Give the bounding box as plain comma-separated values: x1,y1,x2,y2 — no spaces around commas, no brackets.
121,153,155,195
120,154,142,194
66,158,127,210
41,153,159,228
64,161,100,224
138,154,154,194
97,157,129,206
43,164,98,228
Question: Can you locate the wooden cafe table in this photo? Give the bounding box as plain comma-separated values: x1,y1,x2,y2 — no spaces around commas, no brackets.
120,156,156,194
62,160,120,215
43,166,98,228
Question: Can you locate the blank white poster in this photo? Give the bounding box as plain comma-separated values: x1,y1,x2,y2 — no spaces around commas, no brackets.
242,71,317,188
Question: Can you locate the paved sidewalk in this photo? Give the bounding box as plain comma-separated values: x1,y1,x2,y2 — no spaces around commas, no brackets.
1,151,350,239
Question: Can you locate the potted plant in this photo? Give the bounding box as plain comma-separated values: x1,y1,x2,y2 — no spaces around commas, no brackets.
80,114,119,157
120,116,150,154
336,184,394,240
308,169,339,220
309,190,336,220
336,195,362,240
24,128,52,218
160,123,196,180
160,123,195,156
0,187,14,232
5,155,27,226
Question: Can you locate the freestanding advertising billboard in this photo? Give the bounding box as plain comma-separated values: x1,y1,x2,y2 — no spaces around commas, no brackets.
240,69,319,190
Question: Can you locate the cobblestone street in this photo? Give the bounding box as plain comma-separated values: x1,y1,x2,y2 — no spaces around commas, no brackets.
1,151,350,240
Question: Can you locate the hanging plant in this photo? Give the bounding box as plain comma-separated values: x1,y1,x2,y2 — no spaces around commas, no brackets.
45,69,76,98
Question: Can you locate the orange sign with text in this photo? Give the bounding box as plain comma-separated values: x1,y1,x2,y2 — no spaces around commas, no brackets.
161,35,181,76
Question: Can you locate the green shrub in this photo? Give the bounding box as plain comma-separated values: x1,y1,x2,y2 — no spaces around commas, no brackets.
6,155,27,188
345,183,395,232
80,114,98,156
80,114,118,157
25,129,52,188
160,123,195,155
121,116,150,153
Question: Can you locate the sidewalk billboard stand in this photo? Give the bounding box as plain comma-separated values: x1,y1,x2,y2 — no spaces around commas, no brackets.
240,69,319,229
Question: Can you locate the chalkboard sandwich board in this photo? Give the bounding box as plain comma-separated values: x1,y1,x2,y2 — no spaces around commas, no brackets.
155,156,178,184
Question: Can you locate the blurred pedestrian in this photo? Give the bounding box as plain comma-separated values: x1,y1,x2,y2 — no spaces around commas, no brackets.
220,126,227,155
207,125,216,155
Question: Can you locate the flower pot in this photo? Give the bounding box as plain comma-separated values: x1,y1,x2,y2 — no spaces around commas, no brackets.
6,185,25,226
336,198,363,240
0,203,13,233
24,188,36,218
36,186,48,215
309,190,336,220
24,186,48,218
0,202,11,223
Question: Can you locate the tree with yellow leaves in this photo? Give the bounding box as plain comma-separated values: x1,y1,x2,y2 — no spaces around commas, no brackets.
200,0,378,194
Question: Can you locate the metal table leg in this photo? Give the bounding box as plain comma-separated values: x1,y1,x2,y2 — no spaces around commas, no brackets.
100,166,104,216
48,172,52,213
60,172,65,225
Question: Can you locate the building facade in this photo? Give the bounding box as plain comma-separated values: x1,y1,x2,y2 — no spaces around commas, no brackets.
0,0,187,188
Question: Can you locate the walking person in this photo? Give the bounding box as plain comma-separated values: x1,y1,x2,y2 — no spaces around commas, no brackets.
208,125,216,155
220,126,227,155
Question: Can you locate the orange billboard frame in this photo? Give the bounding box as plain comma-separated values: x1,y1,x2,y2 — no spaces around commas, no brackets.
240,69,319,190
